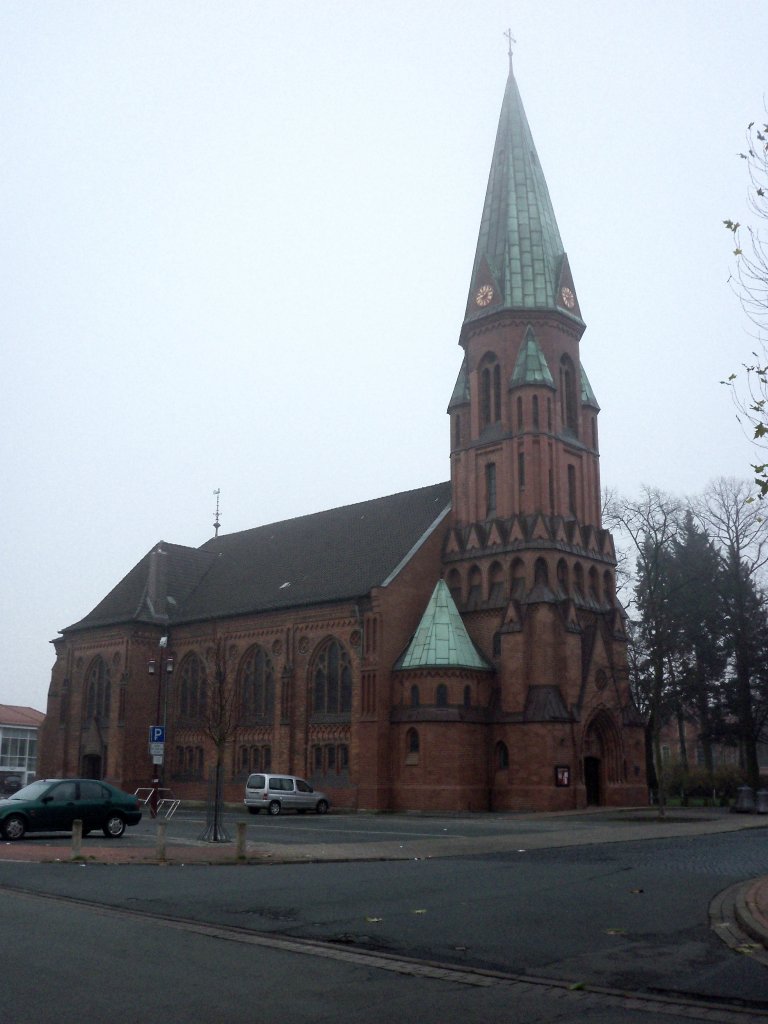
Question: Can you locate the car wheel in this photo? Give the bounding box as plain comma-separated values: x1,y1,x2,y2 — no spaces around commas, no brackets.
268,800,281,816
248,807,260,815
315,800,329,815
103,814,126,838
2,815,26,841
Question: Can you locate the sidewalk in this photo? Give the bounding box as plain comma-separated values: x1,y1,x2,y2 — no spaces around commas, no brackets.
2,806,768,959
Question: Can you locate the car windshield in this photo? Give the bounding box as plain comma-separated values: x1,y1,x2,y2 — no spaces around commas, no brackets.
9,781,52,801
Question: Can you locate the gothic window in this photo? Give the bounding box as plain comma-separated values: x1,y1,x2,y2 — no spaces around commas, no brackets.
480,355,501,428
532,395,540,430
436,683,448,707
84,658,111,723
557,558,569,594
560,355,578,434
488,561,505,604
406,728,420,764
574,562,584,595
485,462,497,518
467,565,482,610
567,464,577,515
463,685,471,709
588,567,599,601
517,396,524,431
534,558,549,587
178,654,207,721
510,558,525,599
496,741,509,770
312,638,352,716
518,451,525,490
603,571,614,606
240,645,275,722
410,685,420,708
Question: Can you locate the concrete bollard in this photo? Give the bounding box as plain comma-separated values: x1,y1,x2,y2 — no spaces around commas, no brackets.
756,789,768,814
735,785,755,813
71,819,83,858
156,820,167,863
236,821,247,861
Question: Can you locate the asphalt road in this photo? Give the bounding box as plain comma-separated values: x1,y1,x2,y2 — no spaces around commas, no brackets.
2,816,768,1022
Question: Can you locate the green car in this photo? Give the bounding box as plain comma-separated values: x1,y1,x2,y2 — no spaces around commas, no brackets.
0,779,142,840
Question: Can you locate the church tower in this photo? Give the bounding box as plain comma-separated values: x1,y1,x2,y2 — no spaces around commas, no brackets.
442,59,646,810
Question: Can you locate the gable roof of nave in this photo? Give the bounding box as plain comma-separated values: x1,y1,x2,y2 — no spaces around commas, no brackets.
63,482,452,634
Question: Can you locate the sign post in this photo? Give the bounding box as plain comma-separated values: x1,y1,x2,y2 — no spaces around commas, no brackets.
148,726,165,817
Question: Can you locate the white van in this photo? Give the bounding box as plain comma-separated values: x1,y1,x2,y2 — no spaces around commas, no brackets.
244,773,330,816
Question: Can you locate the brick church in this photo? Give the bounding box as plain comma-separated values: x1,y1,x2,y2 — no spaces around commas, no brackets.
39,61,647,812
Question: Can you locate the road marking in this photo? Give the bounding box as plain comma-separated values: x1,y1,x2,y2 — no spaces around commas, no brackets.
0,883,765,1021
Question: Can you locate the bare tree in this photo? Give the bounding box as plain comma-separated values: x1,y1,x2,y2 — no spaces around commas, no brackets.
199,636,239,842
724,119,768,494
694,477,768,788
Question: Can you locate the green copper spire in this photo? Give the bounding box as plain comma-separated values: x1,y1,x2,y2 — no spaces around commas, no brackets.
397,580,491,671
510,325,555,388
465,65,582,324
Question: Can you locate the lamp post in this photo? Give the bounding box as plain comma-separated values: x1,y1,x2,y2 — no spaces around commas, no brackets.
148,638,174,818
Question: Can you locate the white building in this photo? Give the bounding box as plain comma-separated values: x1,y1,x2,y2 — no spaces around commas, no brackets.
0,705,45,790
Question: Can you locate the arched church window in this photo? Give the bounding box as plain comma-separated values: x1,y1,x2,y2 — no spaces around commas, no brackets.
410,685,420,708
567,464,577,515
467,565,482,610
588,567,599,601
557,558,569,594
179,653,206,721
406,727,420,764
603,571,614,606
532,395,539,430
496,741,509,770
488,561,505,604
517,396,524,431
85,657,111,722
560,355,578,435
480,355,501,428
239,645,275,722
518,451,525,491
534,558,549,587
436,683,448,707
463,685,471,709
574,562,584,595
485,462,497,518
312,638,352,715
510,558,525,599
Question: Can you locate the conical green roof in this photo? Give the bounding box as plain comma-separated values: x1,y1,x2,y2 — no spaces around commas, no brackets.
398,580,491,671
510,325,554,388
466,67,579,322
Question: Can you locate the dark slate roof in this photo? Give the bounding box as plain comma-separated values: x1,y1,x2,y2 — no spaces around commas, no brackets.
63,482,452,633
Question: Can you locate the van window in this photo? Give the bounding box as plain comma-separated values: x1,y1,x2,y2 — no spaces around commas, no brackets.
246,774,266,789
296,779,312,793
270,777,294,791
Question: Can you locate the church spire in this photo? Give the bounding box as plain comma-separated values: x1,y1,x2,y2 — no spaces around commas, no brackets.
465,62,582,325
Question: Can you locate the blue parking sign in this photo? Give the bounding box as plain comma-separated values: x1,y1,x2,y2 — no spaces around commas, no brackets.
149,726,165,743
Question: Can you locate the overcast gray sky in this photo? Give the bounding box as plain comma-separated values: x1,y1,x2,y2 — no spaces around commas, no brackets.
2,1,767,712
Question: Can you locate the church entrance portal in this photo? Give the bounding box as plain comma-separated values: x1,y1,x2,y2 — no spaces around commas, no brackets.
584,756,601,805
82,754,102,779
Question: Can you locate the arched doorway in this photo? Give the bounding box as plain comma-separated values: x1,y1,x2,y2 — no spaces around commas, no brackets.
582,710,622,806
82,753,102,779
584,756,601,805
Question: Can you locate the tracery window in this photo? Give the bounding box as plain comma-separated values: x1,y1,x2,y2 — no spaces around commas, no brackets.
240,645,275,722
560,355,578,434
312,639,352,716
480,355,501,428
85,658,111,722
178,653,207,721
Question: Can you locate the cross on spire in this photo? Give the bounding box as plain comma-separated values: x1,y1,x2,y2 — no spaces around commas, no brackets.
504,28,516,70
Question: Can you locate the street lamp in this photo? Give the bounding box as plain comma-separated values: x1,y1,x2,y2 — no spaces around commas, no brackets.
148,638,173,817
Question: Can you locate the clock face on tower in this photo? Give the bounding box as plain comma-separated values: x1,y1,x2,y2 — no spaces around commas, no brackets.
475,284,494,307
560,286,576,309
